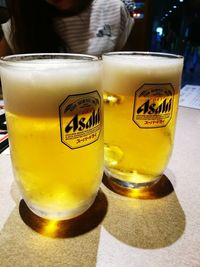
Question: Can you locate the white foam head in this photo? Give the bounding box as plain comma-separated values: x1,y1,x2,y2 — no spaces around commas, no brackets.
102,53,183,95
0,54,101,115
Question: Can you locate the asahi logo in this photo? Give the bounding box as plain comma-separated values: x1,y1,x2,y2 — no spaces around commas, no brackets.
65,109,100,133
137,98,172,115
133,83,174,128
59,91,101,149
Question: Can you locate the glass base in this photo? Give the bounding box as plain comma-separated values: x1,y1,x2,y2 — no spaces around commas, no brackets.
24,194,97,220
104,167,161,188
103,169,162,199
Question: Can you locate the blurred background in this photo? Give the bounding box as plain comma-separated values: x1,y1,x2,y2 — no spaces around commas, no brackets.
0,0,200,87
128,0,200,87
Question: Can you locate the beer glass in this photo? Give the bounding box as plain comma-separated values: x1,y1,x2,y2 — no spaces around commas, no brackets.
0,53,103,220
103,52,183,193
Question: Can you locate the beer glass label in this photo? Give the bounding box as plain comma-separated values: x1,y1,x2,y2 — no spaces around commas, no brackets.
133,83,174,128
59,91,101,149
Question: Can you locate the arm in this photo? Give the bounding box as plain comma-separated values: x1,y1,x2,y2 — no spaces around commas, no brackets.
0,37,12,57
0,37,12,97
116,0,135,51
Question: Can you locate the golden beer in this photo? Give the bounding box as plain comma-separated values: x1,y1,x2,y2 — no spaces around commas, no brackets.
0,54,103,219
103,52,183,189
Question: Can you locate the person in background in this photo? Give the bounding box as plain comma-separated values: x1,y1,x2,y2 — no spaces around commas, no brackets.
184,14,200,72
0,0,135,57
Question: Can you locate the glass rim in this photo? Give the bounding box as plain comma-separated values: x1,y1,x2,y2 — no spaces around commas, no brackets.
0,53,99,66
102,51,183,59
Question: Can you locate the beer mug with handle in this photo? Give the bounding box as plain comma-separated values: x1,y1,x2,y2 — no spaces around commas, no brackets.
0,53,104,220
103,52,183,196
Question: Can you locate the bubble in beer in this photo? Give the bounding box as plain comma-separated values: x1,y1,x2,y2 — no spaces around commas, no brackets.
103,92,123,105
104,144,124,167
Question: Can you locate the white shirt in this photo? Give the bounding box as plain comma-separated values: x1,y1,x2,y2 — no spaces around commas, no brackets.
2,0,134,56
